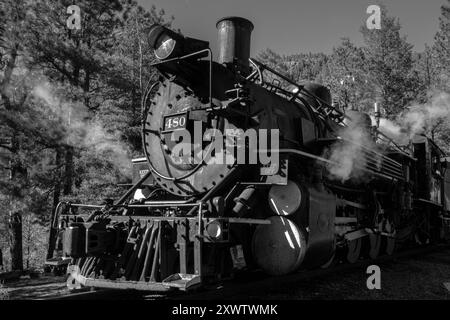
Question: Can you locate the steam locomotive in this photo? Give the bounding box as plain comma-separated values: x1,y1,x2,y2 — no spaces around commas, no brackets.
53,17,450,292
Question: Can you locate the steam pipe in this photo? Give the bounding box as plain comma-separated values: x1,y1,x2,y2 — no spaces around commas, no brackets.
374,102,380,128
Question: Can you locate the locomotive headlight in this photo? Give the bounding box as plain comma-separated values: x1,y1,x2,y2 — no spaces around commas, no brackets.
154,33,177,60
206,220,223,240
148,24,209,61
148,24,179,60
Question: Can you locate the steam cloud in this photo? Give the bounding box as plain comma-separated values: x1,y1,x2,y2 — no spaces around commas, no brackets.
326,123,374,182
327,91,450,182
32,83,132,177
377,91,450,145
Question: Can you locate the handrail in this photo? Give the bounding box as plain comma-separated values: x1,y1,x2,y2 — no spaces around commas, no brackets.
248,58,413,158
248,58,347,123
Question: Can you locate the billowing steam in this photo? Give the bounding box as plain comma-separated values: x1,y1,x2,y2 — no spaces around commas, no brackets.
376,117,405,142
327,91,450,182
325,124,374,182
32,83,131,176
377,91,450,145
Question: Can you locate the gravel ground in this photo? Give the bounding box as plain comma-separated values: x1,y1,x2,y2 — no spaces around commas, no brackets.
1,248,450,300
0,276,67,300
237,249,450,300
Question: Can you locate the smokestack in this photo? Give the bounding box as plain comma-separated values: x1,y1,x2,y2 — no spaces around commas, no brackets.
216,17,254,75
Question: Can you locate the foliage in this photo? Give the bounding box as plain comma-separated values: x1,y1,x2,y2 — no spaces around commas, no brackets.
0,0,172,271
258,3,449,154
359,3,418,118
322,38,374,112
433,0,450,92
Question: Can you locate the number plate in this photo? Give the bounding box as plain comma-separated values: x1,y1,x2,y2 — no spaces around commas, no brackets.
162,112,188,132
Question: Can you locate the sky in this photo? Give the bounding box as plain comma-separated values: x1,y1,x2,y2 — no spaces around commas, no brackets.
137,0,446,58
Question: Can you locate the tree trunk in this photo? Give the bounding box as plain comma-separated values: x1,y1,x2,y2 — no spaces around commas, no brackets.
0,248,3,270
7,135,24,271
46,148,62,260
0,44,18,94
63,146,73,195
84,69,90,109
8,212,22,271
25,218,32,270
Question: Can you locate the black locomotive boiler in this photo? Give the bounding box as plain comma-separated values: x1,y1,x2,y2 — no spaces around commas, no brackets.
53,17,450,291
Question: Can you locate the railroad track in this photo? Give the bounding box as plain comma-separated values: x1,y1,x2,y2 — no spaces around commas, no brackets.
42,243,450,300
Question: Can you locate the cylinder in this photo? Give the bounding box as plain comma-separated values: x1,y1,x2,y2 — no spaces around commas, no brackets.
268,180,303,216
63,223,86,258
216,17,254,74
252,216,307,275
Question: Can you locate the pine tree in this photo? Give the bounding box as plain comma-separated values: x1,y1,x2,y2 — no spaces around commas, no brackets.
433,0,450,92
412,45,437,103
0,0,173,269
360,4,416,118
321,38,375,112
0,0,28,271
